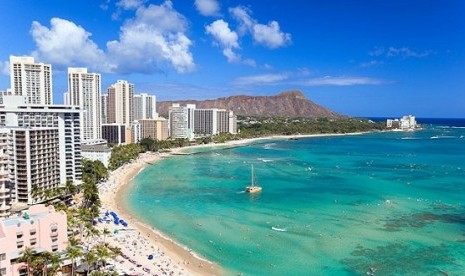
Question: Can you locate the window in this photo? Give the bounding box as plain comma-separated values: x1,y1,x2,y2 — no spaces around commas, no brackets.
30,238,37,245
51,236,58,242
16,231,23,239
30,229,36,235
51,245,58,252
1,268,7,275
0,253,6,261
16,241,24,249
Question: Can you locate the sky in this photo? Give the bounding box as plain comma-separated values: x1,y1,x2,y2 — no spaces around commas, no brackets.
0,0,464,118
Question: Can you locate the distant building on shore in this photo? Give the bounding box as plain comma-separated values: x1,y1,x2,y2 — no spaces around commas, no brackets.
387,115,417,130
102,123,128,145
168,103,237,139
132,118,169,143
0,204,68,276
133,93,157,120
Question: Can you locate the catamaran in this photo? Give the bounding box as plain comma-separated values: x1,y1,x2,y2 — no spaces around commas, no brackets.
245,164,262,193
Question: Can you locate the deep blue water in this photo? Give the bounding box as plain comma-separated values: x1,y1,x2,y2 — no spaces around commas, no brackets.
125,120,465,275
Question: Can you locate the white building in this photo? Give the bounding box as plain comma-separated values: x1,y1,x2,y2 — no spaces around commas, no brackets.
0,95,82,205
168,104,189,139
68,68,102,141
101,94,108,125
9,56,53,105
168,103,237,139
81,144,111,168
133,93,157,121
107,80,133,128
387,115,417,130
0,129,12,217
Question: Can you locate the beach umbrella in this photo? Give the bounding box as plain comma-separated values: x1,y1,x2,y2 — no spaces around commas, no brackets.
148,255,153,260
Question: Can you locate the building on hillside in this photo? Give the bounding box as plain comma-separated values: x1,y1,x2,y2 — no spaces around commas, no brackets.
101,124,128,145
0,204,68,276
9,56,53,105
67,68,102,141
0,129,12,218
0,95,82,205
100,94,108,125
133,93,157,120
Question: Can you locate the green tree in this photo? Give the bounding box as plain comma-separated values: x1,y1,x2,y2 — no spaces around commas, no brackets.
66,245,83,276
17,247,37,276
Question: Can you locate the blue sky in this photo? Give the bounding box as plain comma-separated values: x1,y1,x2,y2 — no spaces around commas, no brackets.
0,0,464,118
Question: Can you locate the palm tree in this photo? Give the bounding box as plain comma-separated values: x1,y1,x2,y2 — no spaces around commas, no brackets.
30,185,42,203
66,246,82,276
102,228,111,243
47,253,63,275
83,250,97,274
17,247,36,276
38,251,53,275
93,244,111,271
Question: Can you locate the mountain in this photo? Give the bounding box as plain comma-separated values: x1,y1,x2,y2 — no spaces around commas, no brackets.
157,90,342,118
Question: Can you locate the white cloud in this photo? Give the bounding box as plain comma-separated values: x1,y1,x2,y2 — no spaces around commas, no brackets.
233,73,288,85
0,61,9,76
360,60,383,68
387,47,431,58
205,19,240,62
28,1,195,74
194,0,220,16
302,76,385,86
370,46,431,58
107,1,195,74
252,21,291,49
30,18,107,71
116,0,146,10
229,6,291,49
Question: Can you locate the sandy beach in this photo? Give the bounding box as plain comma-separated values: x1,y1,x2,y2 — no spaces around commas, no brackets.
97,132,368,275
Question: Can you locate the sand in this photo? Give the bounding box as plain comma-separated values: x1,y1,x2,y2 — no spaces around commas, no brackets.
98,132,369,275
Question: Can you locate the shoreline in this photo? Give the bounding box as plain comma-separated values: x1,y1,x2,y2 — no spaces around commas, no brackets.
99,131,371,274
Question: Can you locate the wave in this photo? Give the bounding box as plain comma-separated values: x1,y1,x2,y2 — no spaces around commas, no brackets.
263,143,277,149
271,226,287,232
236,191,246,194
401,137,420,140
436,126,465,129
257,158,273,163
430,136,457,139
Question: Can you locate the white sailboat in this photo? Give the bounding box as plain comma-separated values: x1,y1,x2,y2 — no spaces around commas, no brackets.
245,165,262,193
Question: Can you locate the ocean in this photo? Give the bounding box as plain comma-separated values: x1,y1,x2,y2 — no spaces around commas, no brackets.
125,119,465,275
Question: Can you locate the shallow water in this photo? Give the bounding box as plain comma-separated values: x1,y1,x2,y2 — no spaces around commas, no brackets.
126,124,465,275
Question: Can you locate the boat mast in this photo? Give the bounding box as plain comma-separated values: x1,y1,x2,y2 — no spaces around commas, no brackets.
251,164,254,187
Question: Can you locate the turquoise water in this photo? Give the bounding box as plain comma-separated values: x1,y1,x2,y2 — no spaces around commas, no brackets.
126,125,465,275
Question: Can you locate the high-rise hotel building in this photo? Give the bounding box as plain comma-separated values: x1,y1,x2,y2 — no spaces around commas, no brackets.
0,129,12,217
107,80,134,127
101,94,108,124
168,103,237,139
9,56,53,105
133,93,157,121
168,104,189,139
0,95,82,205
67,68,101,141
